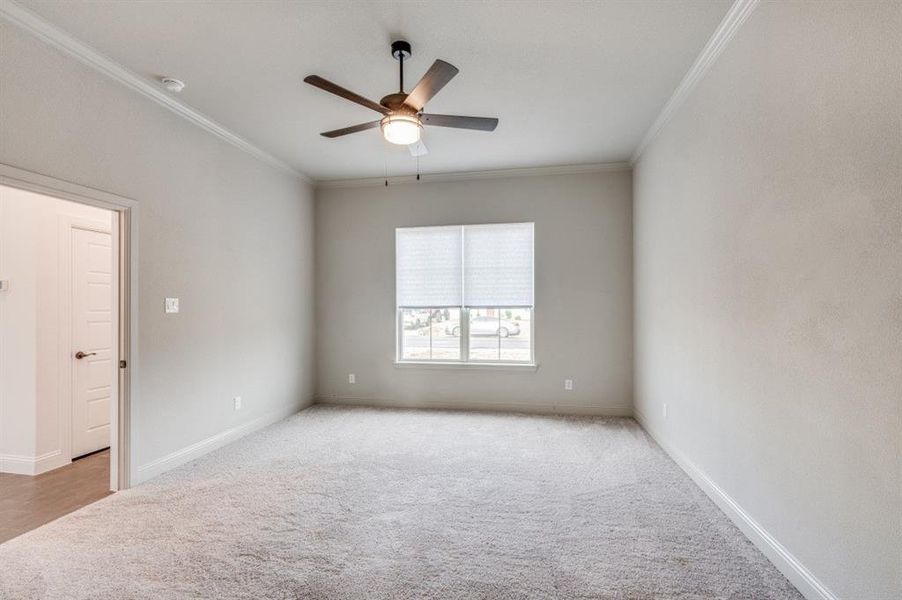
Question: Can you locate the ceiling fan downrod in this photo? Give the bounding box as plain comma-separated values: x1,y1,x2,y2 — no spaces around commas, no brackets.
391,40,412,94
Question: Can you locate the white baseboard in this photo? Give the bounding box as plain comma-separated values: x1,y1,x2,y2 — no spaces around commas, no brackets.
134,403,305,484
634,409,838,600
0,453,38,475
34,449,69,474
0,449,69,475
314,395,633,417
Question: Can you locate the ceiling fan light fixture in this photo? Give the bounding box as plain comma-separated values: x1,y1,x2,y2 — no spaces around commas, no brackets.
380,114,421,145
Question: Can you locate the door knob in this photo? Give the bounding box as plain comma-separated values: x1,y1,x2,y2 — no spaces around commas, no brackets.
75,351,97,359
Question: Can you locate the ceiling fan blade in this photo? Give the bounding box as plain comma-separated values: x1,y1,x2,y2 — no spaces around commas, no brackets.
404,60,459,111
408,139,428,157
304,75,389,115
320,121,381,138
421,114,499,131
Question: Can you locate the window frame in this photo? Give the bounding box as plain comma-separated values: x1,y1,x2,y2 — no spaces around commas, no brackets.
395,222,535,367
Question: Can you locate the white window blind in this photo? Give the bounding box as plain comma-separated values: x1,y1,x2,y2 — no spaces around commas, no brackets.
463,222,534,306
396,222,534,308
396,226,462,307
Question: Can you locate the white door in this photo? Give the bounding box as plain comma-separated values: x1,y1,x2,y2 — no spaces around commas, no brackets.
71,227,113,458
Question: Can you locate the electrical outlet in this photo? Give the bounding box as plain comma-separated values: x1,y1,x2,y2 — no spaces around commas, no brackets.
663,403,668,419
348,373,356,384
233,396,242,410
564,379,573,391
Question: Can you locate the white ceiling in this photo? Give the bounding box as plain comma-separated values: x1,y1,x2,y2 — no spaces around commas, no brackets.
18,0,732,181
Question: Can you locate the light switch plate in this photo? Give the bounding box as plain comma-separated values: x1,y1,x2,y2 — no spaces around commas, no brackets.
0,280,9,292
348,373,356,384
164,297,179,314
564,379,573,391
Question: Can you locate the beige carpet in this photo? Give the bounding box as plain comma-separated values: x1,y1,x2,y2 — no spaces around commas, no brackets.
0,405,802,599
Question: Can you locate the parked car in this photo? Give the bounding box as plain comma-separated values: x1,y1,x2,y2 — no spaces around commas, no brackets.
446,316,520,337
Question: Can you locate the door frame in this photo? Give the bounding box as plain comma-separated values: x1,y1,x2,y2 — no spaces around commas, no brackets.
0,163,137,490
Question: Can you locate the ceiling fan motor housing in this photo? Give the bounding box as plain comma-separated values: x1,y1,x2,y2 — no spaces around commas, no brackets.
380,92,414,112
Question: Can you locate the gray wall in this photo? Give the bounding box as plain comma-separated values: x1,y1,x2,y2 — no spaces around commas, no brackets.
0,22,316,482
633,2,901,598
315,171,633,415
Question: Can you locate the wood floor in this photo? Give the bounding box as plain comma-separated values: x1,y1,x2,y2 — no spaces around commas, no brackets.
0,449,112,544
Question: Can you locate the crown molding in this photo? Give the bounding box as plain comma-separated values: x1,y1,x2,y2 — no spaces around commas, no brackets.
630,0,759,164
315,161,631,190
0,0,312,184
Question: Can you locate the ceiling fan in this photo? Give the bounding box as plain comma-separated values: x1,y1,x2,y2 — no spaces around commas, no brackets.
304,40,498,155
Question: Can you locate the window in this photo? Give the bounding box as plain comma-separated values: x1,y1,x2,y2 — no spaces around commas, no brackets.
396,223,534,364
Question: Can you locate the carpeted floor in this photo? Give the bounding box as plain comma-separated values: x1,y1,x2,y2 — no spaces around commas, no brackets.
0,405,802,599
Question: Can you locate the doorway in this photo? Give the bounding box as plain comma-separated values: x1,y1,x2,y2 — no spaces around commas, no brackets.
0,165,134,543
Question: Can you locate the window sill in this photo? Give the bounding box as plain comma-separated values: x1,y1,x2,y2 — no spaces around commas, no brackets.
394,361,539,372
